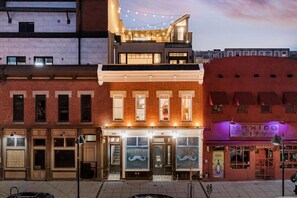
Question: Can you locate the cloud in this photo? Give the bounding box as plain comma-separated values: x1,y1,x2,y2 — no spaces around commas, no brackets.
201,0,297,28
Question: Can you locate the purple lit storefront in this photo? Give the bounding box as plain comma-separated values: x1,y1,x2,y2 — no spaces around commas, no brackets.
203,121,297,181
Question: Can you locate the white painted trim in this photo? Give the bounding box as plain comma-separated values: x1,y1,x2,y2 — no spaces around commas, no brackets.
156,91,172,98
54,91,72,98
32,91,49,98
96,69,205,85
10,91,27,98
110,91,127,98
132,91,149,98
77,91,94,98
178,90,195,97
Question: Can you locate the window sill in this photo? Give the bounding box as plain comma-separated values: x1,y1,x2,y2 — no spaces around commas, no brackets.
13,122,24,124
181,120,192,122
113,120,124,122
80,122,93,124
57,122,70,124
35,122,47,124
159,120,170,122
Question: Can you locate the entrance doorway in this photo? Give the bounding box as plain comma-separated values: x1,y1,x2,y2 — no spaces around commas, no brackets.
108,140,121,180
153,145,165,175
255,147,274,179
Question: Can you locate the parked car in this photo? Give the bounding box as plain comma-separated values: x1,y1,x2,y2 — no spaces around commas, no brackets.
129,194,173,198
7,192,54,198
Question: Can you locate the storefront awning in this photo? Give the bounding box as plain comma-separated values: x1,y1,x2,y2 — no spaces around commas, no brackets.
209,91,229,105
283,92,297,105
258,92,281,105
234,92,256,105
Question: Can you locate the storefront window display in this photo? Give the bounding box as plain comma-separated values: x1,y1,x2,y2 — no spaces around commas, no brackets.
230,146,250,169
176,137,199,170
282,145,297,169
126,137,149,170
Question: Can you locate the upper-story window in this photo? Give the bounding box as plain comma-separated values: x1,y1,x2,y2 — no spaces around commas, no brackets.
133,91,149,122
119,53,161,64
80,95,92,122
13,95,24,122
19,22,34,32
58,95,69,122
261,105,271,113
7,56,26,65
169,52,187,64
157,91,172,122
35,95,46,122
176,19,186,41
34,57,53,66
179,91,195,121
110,91,126,121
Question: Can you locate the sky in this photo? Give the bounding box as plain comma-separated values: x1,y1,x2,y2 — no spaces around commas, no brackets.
119,0,297,51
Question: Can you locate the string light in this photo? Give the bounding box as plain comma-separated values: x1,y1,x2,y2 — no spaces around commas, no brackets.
120,7,180,31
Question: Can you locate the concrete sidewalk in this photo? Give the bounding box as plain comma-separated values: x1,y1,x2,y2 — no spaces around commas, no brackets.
0,180,296,198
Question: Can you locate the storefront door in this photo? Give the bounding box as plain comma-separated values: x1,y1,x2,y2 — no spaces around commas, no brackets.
153,145,165,175
255,147,274,179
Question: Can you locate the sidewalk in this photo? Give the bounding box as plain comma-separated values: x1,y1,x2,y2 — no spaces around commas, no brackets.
0,180,296,198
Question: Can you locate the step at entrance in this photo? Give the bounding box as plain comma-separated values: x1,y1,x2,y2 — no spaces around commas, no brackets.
153,175,172,181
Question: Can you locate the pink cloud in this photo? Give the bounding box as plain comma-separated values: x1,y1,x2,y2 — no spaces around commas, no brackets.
202,0,297,27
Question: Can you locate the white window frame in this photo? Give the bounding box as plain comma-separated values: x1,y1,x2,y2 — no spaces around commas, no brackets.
110,91,126,122
156,91,172,122
133,91,149,122
179,91,194,122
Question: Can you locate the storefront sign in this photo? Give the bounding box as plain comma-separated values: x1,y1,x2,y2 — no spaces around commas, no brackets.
230,124,279,137
212,151,224,178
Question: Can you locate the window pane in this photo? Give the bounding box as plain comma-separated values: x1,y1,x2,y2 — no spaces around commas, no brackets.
154,53,161,63
138,137,148,146
81,95,91,122
127,137,137,146
54,150,75,168
66,138,75,147
16,138,25,147
13,95,24,122
19,22,34,32
54,138,64,147
160,97,169,121
36,95,46,122
34,150,45,170
119,53,126,64
33,139,46,146
182,95,192,121
113,96,123,121
58,95,69,122
136,96,145,121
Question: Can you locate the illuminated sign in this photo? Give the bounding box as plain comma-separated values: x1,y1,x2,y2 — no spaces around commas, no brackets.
230,124,279,137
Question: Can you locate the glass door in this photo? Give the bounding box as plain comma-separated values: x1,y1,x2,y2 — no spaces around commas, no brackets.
153,145,165,175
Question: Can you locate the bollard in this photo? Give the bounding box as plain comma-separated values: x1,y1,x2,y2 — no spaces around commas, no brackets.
206,184,213,197
188,182,194,198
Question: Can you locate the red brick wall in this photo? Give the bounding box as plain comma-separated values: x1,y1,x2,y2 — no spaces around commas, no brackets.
108,82,203,128
0,80,112,127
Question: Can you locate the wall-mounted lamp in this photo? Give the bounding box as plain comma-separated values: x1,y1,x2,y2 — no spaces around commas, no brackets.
121,130,126,138
60,132,65,137
10,132,16,137
172,130,177,139
6,11,12,24
148,130,153,139
230,118,236,125
127,123,131,128
279,120,285,125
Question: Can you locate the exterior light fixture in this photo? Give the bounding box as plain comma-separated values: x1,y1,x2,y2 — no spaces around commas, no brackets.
121,130,126,138
10,132,16,137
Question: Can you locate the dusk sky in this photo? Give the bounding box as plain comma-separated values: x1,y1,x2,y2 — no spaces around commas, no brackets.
119,0,297,51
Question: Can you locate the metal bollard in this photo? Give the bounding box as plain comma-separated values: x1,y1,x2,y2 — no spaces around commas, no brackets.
188,182,194,198
206,184,213,197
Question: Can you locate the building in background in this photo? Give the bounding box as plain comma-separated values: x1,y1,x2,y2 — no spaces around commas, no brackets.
194,48,294,64
203,56,297,181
